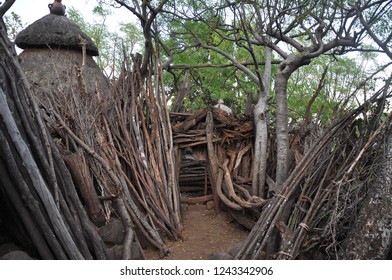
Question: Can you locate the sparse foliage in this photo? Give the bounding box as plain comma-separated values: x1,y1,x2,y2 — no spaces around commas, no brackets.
3,11,24,40
67,6,143,78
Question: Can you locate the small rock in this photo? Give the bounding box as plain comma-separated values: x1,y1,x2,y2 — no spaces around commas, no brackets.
206,200,215,210
98,218,124,245
1,250,33,260
0,243,20,256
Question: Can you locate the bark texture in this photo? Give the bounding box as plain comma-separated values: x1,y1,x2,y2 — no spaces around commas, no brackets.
1,14,108,260
339,134,392,259
252,93,268,197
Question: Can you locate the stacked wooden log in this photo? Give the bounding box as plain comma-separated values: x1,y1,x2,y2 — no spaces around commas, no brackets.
179,159,209,193
171,108,265,219
172,109,253,148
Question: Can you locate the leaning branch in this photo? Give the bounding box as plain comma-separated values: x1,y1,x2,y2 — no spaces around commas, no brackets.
0,0,15,17
201,44,260,84
168,60,281,70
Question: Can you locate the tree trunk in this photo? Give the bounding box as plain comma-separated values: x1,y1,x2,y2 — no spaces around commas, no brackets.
274,66,290,189
251,43,271,197
252,93,268,197
338,133,392,259
267,54,309,255
274,53,309,191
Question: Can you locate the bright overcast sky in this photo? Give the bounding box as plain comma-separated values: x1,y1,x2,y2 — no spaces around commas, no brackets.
8,0,133,32
7,0,390,74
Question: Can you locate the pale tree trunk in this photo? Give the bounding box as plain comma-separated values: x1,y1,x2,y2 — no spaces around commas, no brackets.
251,45,271,197
252,92,268,197
263,45,272,95
338,131,392,259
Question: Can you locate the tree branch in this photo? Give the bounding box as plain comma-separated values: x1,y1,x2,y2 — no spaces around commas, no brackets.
0,0,15,17
201,43,260,84
355,3,392,60
168,60,281,70
113,0,144,23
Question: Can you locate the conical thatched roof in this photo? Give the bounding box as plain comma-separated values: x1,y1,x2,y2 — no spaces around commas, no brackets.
15,14,99,56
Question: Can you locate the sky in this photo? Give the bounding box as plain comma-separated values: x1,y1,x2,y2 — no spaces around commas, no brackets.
6,0,390,75
8,0,133,32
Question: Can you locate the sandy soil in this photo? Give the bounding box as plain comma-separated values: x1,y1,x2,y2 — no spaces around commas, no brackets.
145,204,249,260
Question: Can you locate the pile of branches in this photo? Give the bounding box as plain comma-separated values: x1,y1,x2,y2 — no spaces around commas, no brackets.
236,86,392,259
171,108,265,227
1,17,103,260
37,53,183,258
1,12,181,258
170,77,392,259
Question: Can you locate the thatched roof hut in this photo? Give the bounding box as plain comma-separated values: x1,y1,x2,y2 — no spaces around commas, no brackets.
0,3,119,259
15,11,110,97
2,2,178,260
15,14,99,56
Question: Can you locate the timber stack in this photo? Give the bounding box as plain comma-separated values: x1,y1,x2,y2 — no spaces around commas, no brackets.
171,107,265,228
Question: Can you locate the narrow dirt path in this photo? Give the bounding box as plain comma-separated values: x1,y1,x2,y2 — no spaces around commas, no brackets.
146,205,249,260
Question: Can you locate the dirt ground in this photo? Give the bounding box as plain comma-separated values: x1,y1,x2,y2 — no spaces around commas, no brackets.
145,204,249,260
